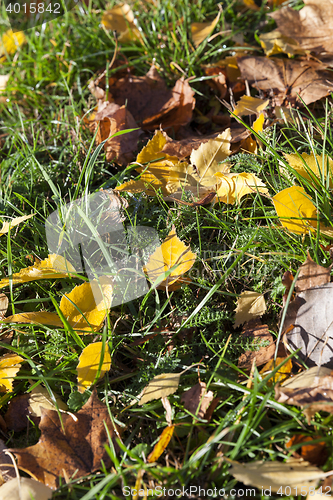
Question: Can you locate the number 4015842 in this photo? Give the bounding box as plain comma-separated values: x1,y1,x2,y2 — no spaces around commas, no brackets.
277,486,332,496
6,2,61,14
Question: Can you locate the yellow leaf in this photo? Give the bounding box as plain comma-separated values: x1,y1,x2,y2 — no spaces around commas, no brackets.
272,186,317,235
260,357,293,385
190,128,231,187
148,425,175,463
284,153,333,187
260,30,305,58
77,341,111,393
144,225,196,288
115,177,164,196
0,353,24,393
234,291,266,328
0,254,77,289
233,96,269,117
0,213,35,236
28,384,68,417
253,113,265,133
242,0,260,11
136,131,178,167
215,172,268,204
102,4,142,44
0,477,52,500
2,311,64,328
0,29,26,61
191,11,220,48
139,373,181,405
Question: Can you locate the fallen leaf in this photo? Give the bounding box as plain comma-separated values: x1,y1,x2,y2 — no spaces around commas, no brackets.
260,357,293,385
28,384,68,417
283,152,333,187
77,342,111,393
139,373,181,405
242,0,260,11
101,3,142,44
144,226,196,288
4,394,31,432
234,291,266,328
0,214,35,236
284,283,333,368
148,425,175,463
11,389,120,489
0,354,24,393
237,57,333,107
253,113,265,133
0,295,8,321
270,0,333,56
294,252,331,293
161,131,230,160
181,382,214,419
272,186,318,235
0,254,77,289
191,11,220,47
259,30,305,58
0,75,9,93
0,438,16,482
233,96,269,117
281,366,332,389
0,477,52,500
215,172,268,204
203,66,228,98
238,321,275,370
286,434,327,466
228,458,332,493
0,30,26,61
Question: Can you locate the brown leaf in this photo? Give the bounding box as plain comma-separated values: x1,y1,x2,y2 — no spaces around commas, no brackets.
11,389,120,489
93,102,141,164
286,434,327,466
238,321,275,370
237,56,333,107
4,394,31,432
270,0,333,56
181,382,214,419
295,252,331,293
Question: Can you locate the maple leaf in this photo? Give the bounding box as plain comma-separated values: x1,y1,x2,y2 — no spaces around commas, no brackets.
77,342,111,393
11,389,120,489
143,226,196,289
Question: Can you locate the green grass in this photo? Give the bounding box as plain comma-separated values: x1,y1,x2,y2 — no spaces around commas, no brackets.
0,0,333,498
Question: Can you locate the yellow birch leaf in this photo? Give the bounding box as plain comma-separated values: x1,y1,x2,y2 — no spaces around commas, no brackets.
148,425,175,463
144,225,196,288
284,153,333,187
102,4,143,44
215,172,267,204
190,128,231,187
139,373,181,405
260,357,293,385
28,384,68,417
115,177,164,196
0,214,35,236
0,254,77,289
233,96,269,117
77,341,111,393
2,311,64,328
253,113,265,133
191,11,220,48
272,186,317,235
234,291,266,328
259,30,305,58
0,29,26,61
0,353,24,393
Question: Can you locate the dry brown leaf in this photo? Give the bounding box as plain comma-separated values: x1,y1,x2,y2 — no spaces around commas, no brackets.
11,389,120,489
181,382,214,419
270,0,333,56
161,131,230,160
0,438,16,482
237,321,275,370
237,56,333,107
234,291,266,328
295,252,331,293
4,394,31,432
286,434,327,466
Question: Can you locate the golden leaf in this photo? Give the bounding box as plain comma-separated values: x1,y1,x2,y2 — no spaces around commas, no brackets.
0,353,24,393
233,96,269,117
234,291,266,328
144,226,196,288
284,153,333,187
2,311,64,328
191,11,220,48
253,113,265,133
272,186,317,235
260,357,293,385
215,172,267,205
148,425,175,463
77,342,111,393
102,3,142,44
139,373,181,405
0,29,26,61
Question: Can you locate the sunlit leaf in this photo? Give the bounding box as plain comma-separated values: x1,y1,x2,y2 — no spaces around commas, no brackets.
0,354,24,393
191,11,220,48
77,342,111,393
139,373,181,405
148,425,175,463
102,3,142,44
215,172,267,204
233,96,269,117
284,152,333,187
272,186,318,235
0,29,26,61
234,291,266,328
0,213,35,237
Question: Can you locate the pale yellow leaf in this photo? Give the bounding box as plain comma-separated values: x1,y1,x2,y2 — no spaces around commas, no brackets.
144,225,196,288
0,477,52,500
233,96,269,117
139,373,181,405
234,291,266,328
281,366,332,389
191,11,220,47
148,425,175,463
0,353,24,393
215,172,268,204
190,128,231,187
0,254,77,289
0,214,35,236
102,4,143,44
77,341,111,393
284,153,333,187
28,384,68,417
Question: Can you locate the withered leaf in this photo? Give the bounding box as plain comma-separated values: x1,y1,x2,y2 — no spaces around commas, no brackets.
181,382,214,419
286,434,327,466
295,252,331,293
11,389,119,489
237,57,333,107
237,321,275,370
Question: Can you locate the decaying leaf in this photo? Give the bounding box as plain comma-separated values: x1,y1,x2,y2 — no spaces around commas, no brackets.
228,458,332,493
139,373,181,405
238,321,275,370
237,57,333,107
0,477,53,500
144,226,196,288
181,382,214,419
286,434,327,466
0,214,35,236
275,367,333,423
191,11,220,47
284,283,333,368
294,252,331,294
234,291,266,328
233,96,269,117
259,30,305,58
270,0,333,56
77,342,111,393
11,389,120,489
283,152,333,187
148,425,175,463
0,254,77,289
215,172,268,204
0,354,24,393
102,3,142,44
